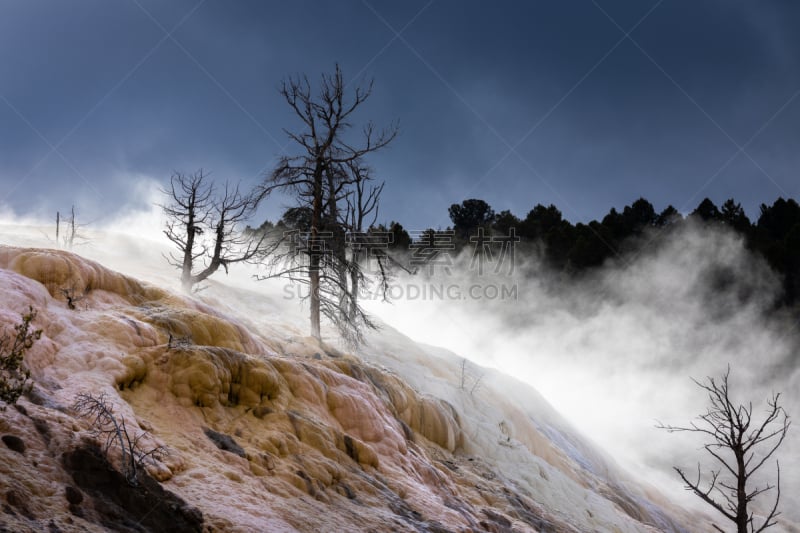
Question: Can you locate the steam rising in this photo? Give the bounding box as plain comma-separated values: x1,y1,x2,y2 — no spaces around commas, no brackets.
1,190,798,525
367,222,800,519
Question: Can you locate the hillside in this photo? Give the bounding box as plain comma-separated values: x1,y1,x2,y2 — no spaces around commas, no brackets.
0,244,712,532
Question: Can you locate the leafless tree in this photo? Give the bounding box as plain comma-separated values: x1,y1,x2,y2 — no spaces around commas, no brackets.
161,171,265,292
258,64,397,343
60,283,90,310
657,367,790,533
56,206,89,250
73,392,166,485
457,357,485,396
342,161,388,318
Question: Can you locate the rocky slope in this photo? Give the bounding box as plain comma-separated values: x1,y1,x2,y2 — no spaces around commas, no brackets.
0,245,711,532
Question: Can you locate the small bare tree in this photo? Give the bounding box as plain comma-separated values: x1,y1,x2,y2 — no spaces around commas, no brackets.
161,171,265,292
457,357,484,396
73,393,166,485
60,284,90,310
56,206,89,250
657,367,790,533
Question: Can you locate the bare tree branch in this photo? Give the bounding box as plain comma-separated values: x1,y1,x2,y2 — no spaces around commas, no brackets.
258,64,398,344
160,171,266,292
657,366,790,533
72,392,167,485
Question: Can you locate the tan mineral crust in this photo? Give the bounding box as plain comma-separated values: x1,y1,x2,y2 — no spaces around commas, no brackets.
0,245,715,532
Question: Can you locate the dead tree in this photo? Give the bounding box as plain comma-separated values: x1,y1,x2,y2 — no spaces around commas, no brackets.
259,64,397,342
342,160,389,318
56,206,88,250
161,171,265,292
657,367,790,533
72,392,166,485
60,284,90,310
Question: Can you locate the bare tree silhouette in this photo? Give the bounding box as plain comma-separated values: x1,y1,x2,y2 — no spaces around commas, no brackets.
657,367,790,533
258,64,397,343
161,171,265,292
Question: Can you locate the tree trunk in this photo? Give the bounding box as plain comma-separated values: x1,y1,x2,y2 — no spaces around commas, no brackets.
189,222,225,289
349,268,359,319
309,164,324,340
181,207,196,293
181,231,195,293
736,448,748,533
309,267,320,339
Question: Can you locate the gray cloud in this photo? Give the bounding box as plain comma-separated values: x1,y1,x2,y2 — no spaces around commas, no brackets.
1,0,798,229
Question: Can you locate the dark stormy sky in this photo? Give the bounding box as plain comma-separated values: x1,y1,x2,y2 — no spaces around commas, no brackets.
1,0,799,231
